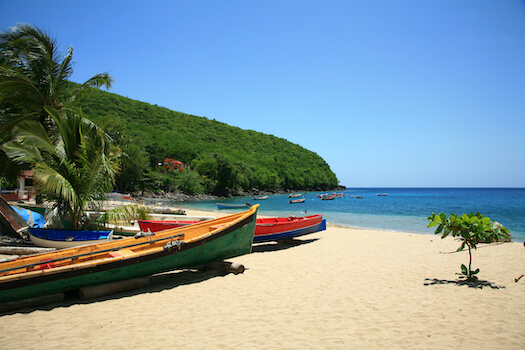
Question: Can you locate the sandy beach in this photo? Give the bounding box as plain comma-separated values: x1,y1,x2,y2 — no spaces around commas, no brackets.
0,207,524,349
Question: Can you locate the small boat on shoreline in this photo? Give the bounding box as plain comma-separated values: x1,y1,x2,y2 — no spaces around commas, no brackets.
289,198,306,204
0,205,259,303
377,193,387,196
28,228,114,249
137,219,201,233
217,203,251,209
288,193,302,198
138,214,326,243
84,211,215,236
253,195,268,200
253,215,326,243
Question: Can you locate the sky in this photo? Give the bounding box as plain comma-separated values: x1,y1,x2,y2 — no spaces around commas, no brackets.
1,0,524,187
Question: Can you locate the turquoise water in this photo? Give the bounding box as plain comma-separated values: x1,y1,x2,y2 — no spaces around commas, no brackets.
176,188,525,242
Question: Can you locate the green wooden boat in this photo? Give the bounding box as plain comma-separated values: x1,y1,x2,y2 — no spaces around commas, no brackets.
0,205,258,303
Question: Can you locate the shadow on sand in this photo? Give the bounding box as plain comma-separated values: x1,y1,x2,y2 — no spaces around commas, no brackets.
0,268,233,316
251,237,320,253
0,238,321,315
424,278,505,290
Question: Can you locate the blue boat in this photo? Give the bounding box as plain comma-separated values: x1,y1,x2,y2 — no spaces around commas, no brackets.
29,228,114,249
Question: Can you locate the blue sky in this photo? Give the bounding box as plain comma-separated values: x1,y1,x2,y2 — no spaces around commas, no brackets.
1,1,524,187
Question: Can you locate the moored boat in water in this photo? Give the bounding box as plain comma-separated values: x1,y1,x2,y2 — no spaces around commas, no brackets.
0,205,259,303
320,194,336,200
216,202,251,209
289,198,306,203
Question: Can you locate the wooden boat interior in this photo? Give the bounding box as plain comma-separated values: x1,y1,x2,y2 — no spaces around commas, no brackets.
257,216,306,224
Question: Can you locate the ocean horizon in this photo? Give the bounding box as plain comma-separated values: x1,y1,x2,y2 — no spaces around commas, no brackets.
176,188,525,242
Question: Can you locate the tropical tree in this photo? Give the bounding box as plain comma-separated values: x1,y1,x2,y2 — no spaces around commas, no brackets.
0,23,114,186
0,23,114,134
2,108,121,230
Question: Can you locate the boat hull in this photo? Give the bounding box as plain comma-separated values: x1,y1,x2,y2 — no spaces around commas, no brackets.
139,214,326,243
253,215,326,243
0,206,258,303
216,203,250,209
29,229,114,249
138,220,200,233
289,198,305,203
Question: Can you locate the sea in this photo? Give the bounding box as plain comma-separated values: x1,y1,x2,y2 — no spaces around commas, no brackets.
176,188,525,242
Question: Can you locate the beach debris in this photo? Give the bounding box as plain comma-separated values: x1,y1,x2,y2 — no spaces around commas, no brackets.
79,277,151,300
0,293,64,313
0,246,56,256
205,261,245,275
0,196,29,239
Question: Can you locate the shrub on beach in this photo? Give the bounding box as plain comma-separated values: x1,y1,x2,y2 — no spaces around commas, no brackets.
428,212,510,281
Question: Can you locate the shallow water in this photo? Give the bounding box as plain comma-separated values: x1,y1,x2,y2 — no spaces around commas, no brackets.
176,188,525,242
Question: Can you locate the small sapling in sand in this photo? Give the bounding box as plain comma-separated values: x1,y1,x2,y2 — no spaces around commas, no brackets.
428,212,510,281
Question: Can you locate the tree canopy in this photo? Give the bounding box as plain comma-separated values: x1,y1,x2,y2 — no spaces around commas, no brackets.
79,88,340,195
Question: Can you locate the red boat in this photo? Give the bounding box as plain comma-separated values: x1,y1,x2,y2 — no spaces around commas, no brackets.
138,219,202,233
253,215,326,242
138,214,326,243
289,198,306,203
320,194,336,200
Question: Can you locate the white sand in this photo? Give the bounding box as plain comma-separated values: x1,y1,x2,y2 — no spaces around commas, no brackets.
0,208,524,349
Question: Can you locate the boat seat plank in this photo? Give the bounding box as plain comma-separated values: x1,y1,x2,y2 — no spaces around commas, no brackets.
209,224,226,232
113,249,135,258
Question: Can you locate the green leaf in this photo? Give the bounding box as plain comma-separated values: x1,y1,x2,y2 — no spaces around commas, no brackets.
461,264,468,275
472,268,480,275
427,220,439,228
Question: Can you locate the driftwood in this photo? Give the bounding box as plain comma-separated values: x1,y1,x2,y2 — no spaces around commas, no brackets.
0,246,56,256
0,196,29,239
0,293,64,313
205,261,245,275
79,277,151,300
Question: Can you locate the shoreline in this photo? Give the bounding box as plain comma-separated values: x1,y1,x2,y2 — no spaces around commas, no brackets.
1,204,524,348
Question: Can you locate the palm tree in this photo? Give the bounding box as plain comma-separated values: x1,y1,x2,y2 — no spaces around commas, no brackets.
0,23,114,135
2,108,121,230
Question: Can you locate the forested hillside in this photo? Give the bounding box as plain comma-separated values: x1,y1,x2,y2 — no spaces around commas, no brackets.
79,88,339,196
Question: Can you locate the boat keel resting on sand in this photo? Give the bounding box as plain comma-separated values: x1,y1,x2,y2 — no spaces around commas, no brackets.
0,205,259,303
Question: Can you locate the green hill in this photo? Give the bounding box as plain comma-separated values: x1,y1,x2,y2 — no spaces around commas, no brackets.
79,88,339,195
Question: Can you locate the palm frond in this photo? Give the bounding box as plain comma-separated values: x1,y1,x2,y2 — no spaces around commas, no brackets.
2,140,43,164
33,162,78,208
95,204,151,225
